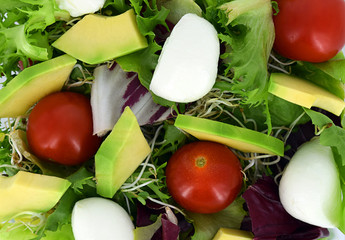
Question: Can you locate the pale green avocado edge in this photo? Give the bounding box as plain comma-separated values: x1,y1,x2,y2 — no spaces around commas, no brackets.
174,114,285,156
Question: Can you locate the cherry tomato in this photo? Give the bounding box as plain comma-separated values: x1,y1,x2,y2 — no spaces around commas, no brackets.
273,0,345,62
165,141,243,213
27,92,102,166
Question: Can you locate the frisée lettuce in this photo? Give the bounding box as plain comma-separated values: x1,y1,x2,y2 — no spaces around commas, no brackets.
0,0,70,80
204,0,275,106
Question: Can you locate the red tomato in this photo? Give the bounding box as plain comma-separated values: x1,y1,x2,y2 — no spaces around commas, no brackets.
165,141,243,214
273,0,345,62
27,92,102,166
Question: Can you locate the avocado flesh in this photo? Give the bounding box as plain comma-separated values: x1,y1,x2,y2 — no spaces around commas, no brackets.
95,106,151,198
174,114,284,156
0,54,76,117
0,171,71,221
268,73,345,116
213,228,254,240
52,9,148,65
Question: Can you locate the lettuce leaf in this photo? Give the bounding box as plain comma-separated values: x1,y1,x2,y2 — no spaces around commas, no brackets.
303,109,345,165
230,93,309,131
34,167,97,239
216,0,275,105
187,198,247,240
0,0,70,80
0,222,38,240
41,224,74,240
0,125,16,176
0,0,30,11
0,221,74,240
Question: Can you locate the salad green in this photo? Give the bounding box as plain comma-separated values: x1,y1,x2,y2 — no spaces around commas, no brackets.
0,0,70,80
1,0,345,239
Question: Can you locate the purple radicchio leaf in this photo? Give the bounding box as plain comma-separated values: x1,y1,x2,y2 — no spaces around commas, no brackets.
242,176,329,240
152,209,180,240
90,64,172,136
136,200,166,227
136,201,193,240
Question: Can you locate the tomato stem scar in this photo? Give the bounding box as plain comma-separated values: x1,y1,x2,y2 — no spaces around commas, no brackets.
195,157,207,168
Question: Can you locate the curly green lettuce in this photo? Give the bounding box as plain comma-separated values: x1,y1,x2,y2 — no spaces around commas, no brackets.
0,0,70,80
216,0,275,105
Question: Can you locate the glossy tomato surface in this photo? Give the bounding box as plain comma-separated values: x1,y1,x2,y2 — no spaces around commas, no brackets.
165,141,243,213
27,92,102,165
273,0,345,62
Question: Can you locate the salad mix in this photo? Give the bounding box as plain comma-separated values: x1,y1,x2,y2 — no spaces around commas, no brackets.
1,0,345,239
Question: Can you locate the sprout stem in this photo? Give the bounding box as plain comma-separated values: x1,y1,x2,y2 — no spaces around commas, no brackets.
121,125,164,190
147,197,186,216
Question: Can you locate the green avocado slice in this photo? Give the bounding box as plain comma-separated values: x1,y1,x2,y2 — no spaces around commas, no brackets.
95,106,151,198
0,171,71,221
291,61,345,99
268,73,345,116
174,114,284,156
0,54,76,117
52,9,148,65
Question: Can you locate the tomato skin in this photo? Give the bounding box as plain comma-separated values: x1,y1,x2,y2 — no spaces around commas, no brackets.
27,92,102,166
273,0,345,62
165,141,243,214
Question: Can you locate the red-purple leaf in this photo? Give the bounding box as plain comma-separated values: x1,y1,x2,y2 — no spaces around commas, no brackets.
152,213,180,240
91,64,171,136
242,176,329,240
136,201,192,240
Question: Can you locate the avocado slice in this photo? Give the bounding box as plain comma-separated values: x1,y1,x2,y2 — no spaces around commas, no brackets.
0,54,76,117
0,171,71,221
213,228,254,240
52,9,148,65
291,61,344,99
268,73,345,116
174,114,284,156
95,106,151,198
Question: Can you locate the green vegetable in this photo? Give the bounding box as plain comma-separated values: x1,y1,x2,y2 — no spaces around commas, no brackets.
52,9,148,65
216,0,275,105
0,0,70,80
187,198,247,240
157,0,202,24
0,221,74,240
34,167,98,239
291,61,345,99
314,59,345,83
174,114,284,156
95,107,151,198
304,109,345,165
269,72,345,116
